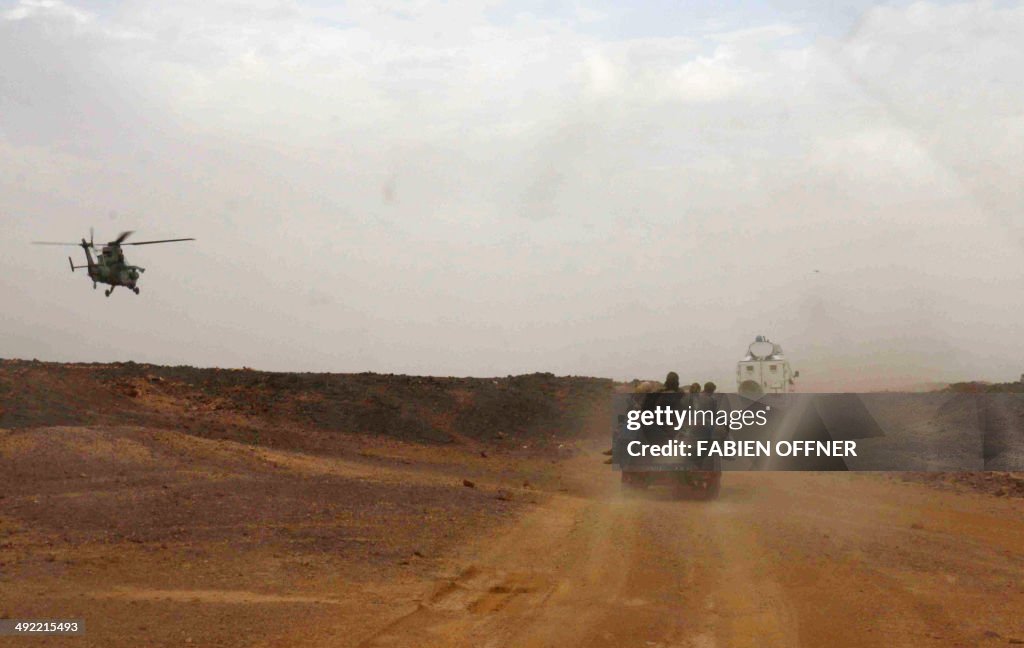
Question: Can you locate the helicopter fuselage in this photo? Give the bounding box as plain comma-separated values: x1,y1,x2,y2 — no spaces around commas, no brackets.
75,241,144,296
90,246,141,287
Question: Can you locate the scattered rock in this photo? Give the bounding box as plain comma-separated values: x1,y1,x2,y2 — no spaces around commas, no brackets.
462,479,476,489
480,451,488,458
911,522,924,530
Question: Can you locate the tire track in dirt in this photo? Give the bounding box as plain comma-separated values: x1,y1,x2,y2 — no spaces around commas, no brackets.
348,453,1024,648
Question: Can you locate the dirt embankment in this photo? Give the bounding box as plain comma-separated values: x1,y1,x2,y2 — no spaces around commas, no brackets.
0,359,612,447
0,359,612,647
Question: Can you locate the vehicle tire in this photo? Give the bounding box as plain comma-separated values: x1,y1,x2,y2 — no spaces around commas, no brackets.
703,476,721,501
738,380,764,400
671,475,692,500
621,472,647,492
703,456,722,501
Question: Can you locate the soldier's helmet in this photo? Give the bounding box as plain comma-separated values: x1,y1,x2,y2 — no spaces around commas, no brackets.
690,382,702,394
704,381,717,394
664,372,680,392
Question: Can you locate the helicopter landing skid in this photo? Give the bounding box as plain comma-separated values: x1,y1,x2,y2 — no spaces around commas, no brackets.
103,286,139,296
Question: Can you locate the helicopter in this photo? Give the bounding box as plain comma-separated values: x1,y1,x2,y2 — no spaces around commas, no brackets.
33,229,195,296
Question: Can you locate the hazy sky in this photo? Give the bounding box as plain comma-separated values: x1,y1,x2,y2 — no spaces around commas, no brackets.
2,0,1022,389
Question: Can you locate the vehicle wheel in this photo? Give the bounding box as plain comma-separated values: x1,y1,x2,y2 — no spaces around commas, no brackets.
739,380,764,400
702,457,722,500
621,472,647,492
703,477,721,501
672,477,691,499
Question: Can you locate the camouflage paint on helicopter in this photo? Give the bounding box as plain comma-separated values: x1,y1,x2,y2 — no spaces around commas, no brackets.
33,230,195,296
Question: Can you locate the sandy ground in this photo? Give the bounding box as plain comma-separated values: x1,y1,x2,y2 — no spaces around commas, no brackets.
3,430,1023,647
0,424,556,647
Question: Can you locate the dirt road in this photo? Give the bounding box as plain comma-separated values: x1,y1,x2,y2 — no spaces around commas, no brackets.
354,453,1024,648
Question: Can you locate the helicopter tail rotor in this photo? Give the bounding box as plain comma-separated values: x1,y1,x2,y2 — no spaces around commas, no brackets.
68,254,90,271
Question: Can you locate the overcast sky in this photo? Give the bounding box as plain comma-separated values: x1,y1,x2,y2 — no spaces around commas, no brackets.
2,0,1022,389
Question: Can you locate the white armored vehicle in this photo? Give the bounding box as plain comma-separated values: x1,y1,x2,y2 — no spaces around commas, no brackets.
737,336,797,398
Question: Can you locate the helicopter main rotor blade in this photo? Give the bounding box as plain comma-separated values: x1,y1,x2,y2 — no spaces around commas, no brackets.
111,230,135,245
122,238,196,246
32,241,88,246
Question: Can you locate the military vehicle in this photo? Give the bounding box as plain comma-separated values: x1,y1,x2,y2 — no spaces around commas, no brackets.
614,385,723,501
737,335,798,398
33,230,194,296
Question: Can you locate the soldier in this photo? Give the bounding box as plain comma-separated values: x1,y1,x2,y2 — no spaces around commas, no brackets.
663,372,680,393
605,371,681,463
687,381,722,475
639,372,681,447
694,382,719,443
